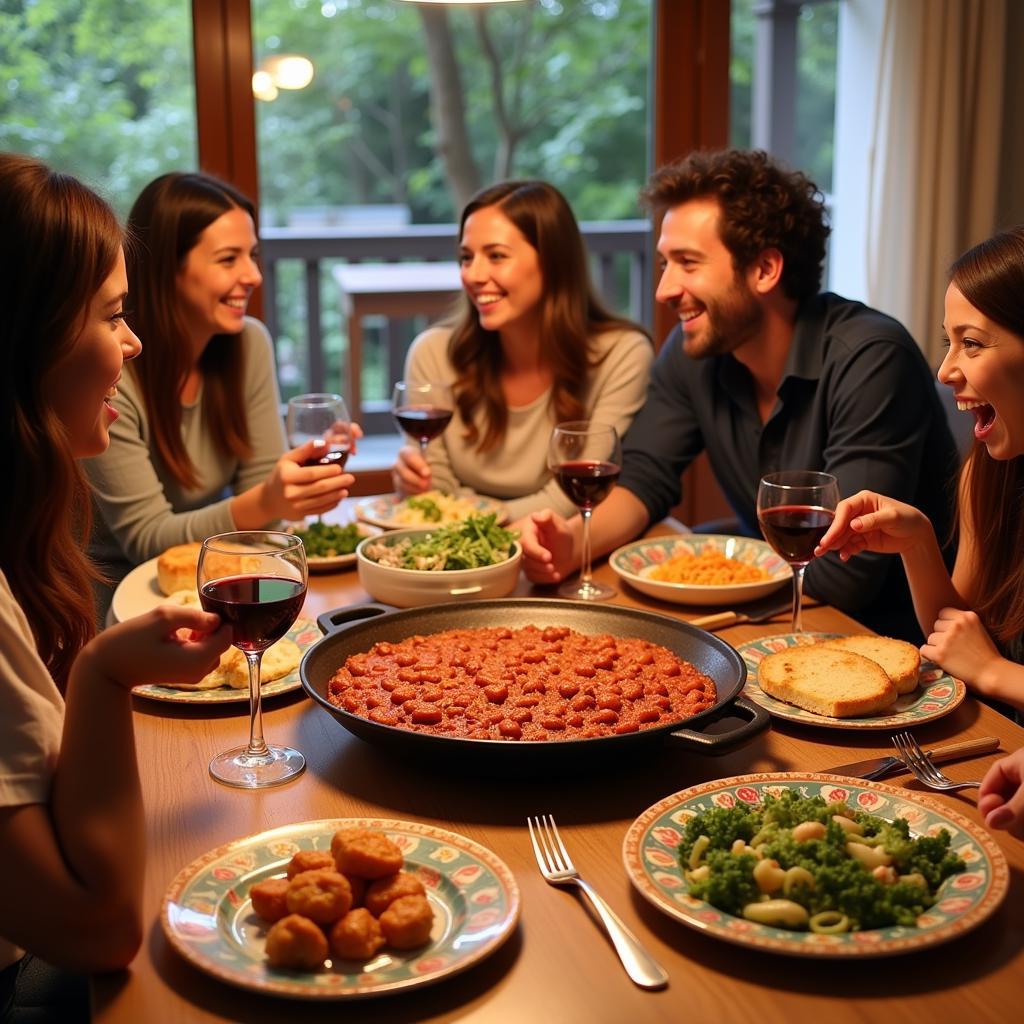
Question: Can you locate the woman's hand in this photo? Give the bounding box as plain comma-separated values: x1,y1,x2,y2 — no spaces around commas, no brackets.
979,748,1024,839
391,445,432,496
921,608,1005,695
78,606,232,690
263,440,355,519
517,509,578,583
815,489,933,561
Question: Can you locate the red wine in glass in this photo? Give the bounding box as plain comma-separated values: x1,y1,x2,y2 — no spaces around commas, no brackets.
393,406,454,447
198,531,308,789
555,460,621,511
199,575,306,652
757,504,835,566
756,471,840,633
298,445,349,470
547,421,622,601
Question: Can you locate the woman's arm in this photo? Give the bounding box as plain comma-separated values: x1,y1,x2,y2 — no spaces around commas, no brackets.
0,607,230,971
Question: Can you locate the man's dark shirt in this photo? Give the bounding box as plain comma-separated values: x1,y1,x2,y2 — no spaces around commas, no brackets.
618,293,960,641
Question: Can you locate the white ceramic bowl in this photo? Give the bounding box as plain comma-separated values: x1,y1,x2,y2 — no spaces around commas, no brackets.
356,529,522,607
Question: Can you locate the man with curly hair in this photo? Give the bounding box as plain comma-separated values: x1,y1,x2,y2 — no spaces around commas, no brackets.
520,149,958,640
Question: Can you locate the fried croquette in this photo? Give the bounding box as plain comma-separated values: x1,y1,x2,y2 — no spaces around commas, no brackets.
265,913,328,970
249,877,291,922
331,828,404,879
285,868,353,924
344,873,366,908
379,894,434,949
286,849,336,879
328,908,387,961
363,871,426,917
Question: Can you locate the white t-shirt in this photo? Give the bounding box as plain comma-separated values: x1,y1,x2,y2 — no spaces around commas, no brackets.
405,326,653,520
0,569,65,969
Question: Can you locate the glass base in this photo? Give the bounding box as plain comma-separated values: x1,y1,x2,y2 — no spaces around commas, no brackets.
209,744,306,789
557,577,616,601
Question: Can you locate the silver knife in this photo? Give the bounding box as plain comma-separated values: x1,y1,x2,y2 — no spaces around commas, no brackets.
824,736,1000,781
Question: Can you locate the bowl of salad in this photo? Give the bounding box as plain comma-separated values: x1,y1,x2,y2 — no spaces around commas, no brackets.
356,514,521,607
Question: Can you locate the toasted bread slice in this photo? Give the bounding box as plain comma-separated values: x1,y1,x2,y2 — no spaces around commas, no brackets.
757,646,898,718
819,635,921,694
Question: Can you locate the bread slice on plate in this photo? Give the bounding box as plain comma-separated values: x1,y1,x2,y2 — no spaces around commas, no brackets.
818,634,921,694
757,646,898,718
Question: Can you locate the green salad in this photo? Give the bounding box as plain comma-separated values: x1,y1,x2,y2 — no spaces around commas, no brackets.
289,521,365,558
678,790,965,932
364,513,518,571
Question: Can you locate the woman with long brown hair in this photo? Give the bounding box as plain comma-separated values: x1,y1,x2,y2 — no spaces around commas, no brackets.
817,225,1024,724
392,180,652,520
0,154,230,1014
85,172,354,587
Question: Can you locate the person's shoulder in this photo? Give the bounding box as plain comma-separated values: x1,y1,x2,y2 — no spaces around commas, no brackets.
241,316,274,350
590,325,652,358
815,292,920,352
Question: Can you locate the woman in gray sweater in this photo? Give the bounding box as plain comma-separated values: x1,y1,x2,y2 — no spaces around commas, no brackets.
85,173,353,588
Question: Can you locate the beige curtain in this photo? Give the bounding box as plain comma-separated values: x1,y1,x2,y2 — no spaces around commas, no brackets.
865,0,1006,364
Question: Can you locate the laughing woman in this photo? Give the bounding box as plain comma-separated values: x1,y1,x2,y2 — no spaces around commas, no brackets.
816,226,1024,717
391,180,652,520
84,172,354,592
0,155,231,1018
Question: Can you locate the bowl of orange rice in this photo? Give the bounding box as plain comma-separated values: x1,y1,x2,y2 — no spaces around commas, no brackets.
609,534,790,607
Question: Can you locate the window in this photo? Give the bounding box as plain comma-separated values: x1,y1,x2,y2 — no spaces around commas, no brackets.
0,1,197,216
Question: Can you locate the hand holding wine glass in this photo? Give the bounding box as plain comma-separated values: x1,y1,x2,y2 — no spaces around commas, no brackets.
547,420,621,601
756,470,840,633
199,531,308,788
287,393,352,469
392,381,454,457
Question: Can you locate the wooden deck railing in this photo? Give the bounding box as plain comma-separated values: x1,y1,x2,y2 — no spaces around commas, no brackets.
259,220,652,432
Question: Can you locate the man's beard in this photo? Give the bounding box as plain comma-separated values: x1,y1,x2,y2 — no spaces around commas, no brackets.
681,278,764,359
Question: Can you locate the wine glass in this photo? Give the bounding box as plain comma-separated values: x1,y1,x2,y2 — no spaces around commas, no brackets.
392,381,455,457
198,531,308,788
286,392,352,469
756,470,840,633
548,420,622,601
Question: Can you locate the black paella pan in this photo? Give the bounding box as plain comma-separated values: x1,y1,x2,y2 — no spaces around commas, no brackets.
300,598,768,768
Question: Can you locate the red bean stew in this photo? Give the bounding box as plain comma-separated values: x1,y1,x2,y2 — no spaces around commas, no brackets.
326,625,717,741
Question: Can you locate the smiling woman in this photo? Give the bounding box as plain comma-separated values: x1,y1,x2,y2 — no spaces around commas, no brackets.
82,171,357,602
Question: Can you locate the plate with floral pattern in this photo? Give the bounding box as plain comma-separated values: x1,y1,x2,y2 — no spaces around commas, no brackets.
623,773,1008,958
736,632,966,730
131,618,319,704
609,535,790,607
162,817,520,1000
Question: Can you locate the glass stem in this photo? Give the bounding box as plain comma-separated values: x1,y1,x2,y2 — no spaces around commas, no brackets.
791,565,806,633
579,508,594,585
244,651,270,757
419,439,429,457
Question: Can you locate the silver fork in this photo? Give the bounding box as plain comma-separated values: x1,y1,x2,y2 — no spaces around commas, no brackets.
527,815,668,990
892,732,982,792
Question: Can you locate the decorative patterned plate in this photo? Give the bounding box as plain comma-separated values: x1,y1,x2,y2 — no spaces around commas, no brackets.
623,773,1008,958
131,618,319,704
736,633,966,730
609,535,790,607
162,817,520,1000
284,521,382,572
354,493,508,531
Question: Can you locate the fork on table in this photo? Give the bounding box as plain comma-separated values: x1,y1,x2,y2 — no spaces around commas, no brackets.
892,731,983,792
527,814,668,990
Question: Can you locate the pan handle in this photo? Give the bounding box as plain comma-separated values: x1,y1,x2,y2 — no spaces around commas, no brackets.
316,602,399,636
665,696,769,753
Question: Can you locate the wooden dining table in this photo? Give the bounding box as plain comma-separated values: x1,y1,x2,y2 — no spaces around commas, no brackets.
93,515,1024,1024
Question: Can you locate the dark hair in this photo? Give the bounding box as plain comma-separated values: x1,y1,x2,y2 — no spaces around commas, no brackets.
447,180,646,451
951,226,1024,646
639,149,830,302
126,171,257,488
0,153,122,684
